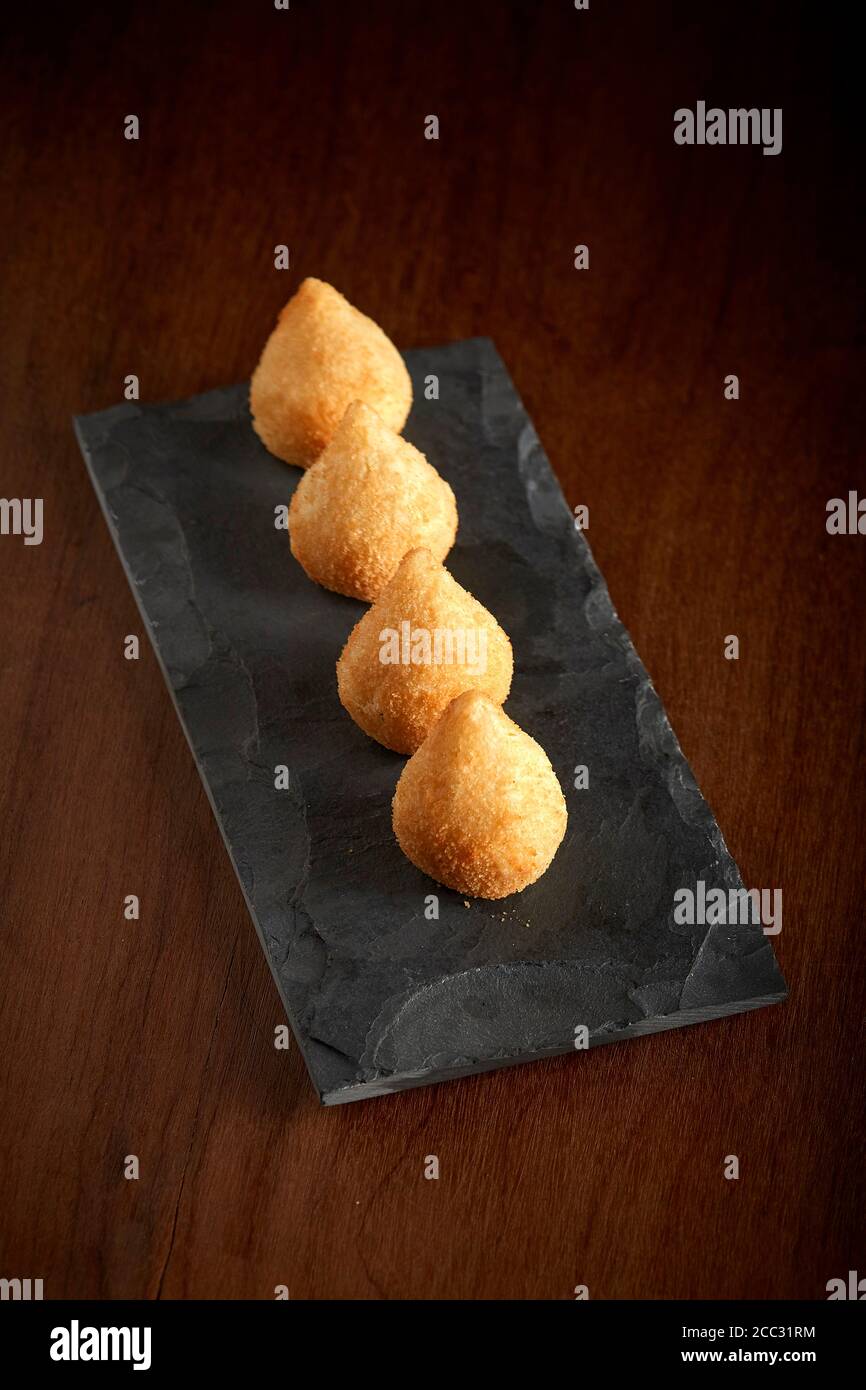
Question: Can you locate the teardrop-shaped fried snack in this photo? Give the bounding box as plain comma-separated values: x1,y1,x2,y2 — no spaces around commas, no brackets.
250,278,413,467
336,548,513,754
393,691,568,898
289,402,457,601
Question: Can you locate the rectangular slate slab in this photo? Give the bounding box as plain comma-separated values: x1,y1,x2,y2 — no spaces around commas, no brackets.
74,339,787,1104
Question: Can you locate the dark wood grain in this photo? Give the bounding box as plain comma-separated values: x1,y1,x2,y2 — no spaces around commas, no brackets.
1,0,863,1300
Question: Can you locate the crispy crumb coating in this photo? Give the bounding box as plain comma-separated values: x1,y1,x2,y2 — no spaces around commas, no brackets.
250,278,412,468
336,548,513,754
392,691,568,898
288,402,457,601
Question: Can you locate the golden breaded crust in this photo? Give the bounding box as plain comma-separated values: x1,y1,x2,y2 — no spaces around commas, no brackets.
250,278,413,468
336,548,513,754
392,691,568,898
289,402,457,601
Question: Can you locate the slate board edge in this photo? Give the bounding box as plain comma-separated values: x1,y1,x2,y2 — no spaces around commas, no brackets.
323,991,786,1103
73,411,320,1096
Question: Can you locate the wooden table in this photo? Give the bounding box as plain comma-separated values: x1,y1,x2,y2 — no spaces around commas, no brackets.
2,0,863,1299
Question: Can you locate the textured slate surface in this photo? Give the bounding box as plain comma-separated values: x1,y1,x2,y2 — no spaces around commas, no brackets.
74,338,786,1104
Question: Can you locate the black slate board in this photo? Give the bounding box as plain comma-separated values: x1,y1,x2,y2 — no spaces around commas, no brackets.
74,338,787,1104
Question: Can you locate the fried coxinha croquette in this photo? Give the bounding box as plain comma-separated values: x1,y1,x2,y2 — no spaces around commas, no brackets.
255,280,564,896
393,691,568,899
336,548,513,755
288,402,457,601
250,278,413,468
